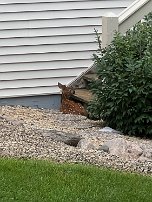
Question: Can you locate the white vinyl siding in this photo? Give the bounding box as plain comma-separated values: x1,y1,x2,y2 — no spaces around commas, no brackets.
0,0,134,98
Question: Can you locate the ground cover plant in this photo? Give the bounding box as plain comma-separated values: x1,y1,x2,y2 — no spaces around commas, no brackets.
88,13,152,137
0,158,152,202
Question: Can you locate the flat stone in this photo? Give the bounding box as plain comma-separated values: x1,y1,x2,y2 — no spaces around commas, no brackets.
99,127,122,134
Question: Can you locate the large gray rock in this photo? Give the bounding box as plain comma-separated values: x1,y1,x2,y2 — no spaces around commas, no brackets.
101,138,143,160
98,145,109,153
43,131,81,147
127,142,143,159
77,139,96,150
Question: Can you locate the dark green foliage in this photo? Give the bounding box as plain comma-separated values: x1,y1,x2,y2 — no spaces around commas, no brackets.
88,13,152,137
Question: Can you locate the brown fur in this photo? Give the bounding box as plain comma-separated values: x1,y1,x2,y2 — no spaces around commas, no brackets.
58,82,87,116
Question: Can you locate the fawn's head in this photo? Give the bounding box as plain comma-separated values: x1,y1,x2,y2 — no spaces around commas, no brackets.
58,82,75,99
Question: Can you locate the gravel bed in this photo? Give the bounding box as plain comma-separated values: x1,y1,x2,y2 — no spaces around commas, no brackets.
0,105,152,175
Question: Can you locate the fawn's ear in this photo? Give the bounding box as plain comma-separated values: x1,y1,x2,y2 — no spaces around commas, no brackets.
58,82,63,89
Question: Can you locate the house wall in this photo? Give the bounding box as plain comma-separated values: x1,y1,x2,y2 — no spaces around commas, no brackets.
0,0,134,108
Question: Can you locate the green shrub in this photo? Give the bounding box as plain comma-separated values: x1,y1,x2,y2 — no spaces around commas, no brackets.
88,13,152,138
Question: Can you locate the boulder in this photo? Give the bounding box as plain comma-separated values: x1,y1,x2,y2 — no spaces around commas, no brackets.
127,142,143,159
100,138,143,160
77,139,96,150
43,131,81,147
98,145,109,153
103,138,128,156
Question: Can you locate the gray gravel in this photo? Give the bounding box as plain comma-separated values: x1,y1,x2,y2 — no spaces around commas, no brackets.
0,105,152,175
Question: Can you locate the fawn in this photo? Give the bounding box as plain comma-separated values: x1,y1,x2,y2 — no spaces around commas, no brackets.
58,82,87,116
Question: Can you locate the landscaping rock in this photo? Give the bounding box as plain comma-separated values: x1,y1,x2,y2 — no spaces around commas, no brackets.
0,105,151,175
43,131,81,147
103,138,128,157
127,142,143,159
99,127,122,134
98,145,109,153
102,138,143,160
77,139,96,150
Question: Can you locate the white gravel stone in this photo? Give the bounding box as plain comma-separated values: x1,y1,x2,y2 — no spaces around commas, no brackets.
0,105,151,175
